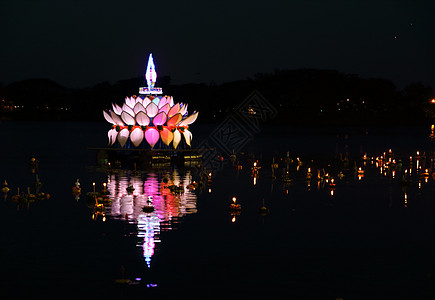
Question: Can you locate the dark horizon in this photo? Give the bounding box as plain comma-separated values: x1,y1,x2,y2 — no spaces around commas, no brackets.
2,1,435,90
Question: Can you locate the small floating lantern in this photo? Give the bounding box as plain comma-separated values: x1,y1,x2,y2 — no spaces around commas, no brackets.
72,179,81,195
229,196,241,211
282,171,292,184
252,161,261,175
305,167,312,181
328,178,336,189
357,167,365,180
258,199,269,216
2,180,10,194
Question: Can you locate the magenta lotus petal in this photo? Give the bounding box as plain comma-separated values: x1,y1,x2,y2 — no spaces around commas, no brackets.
145,128,160,148
104,94,198,148
153,112,167,126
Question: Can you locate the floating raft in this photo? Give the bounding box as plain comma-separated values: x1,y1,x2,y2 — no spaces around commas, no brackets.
89,147,213,169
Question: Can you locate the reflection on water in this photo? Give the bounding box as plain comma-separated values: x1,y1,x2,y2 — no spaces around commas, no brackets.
105,170,197,268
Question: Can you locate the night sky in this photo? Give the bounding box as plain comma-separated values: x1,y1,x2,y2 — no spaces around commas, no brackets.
1,0,435,89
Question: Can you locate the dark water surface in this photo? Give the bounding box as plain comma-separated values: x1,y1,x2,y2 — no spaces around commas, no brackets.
1,121,435,299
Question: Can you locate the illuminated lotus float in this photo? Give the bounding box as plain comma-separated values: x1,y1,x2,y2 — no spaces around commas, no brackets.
103,96,198,149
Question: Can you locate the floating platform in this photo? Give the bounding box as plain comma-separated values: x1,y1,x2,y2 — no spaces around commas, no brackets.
89,147,212,170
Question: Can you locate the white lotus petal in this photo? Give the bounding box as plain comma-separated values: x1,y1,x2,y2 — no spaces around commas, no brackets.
158,103,170,115
167,113,182,127
130,127,144,147
143,97,151,107
135,111,150,126
169,96,174,107
121,111,136,125
153,111,167,126
112,103,123,115
103,111,115,125
133,102,146,115
135,97,143,106
126,97,135,109
158,96,168,108
108,128,117,145
146,102,159,118
160,128,173,146
117,129,129,147
183,129,192,147
168,103,180,118
122,103,135,116
179,103,188,116
110,111,124,126
178,112,198,126
173,129,181,149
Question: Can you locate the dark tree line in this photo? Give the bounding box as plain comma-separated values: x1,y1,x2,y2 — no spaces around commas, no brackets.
0,69,433,125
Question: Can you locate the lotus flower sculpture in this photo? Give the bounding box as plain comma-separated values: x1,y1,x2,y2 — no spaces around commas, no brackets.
103,95,198,149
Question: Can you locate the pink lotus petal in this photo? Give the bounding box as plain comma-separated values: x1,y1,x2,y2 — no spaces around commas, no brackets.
108,128,117,145
158,96,168,108
143,97,151,107
110,111,124,126
103,111,115,125
145,128,160,148
112,103,123,115
122,103,135,116
133,102,146,115
130,127,144,147
158,103,170,115
168,103,180,118
146,102,159,118
126,97,135,109
121,111,136,125
135,111,150,126
153,111,167,126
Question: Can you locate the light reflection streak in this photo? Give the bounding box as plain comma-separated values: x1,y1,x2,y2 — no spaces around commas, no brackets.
106,171,197,268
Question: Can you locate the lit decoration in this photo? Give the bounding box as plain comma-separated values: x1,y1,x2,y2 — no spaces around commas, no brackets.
105,170,197,268
103,53,199,149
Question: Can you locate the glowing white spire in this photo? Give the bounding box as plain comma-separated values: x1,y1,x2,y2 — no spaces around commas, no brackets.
145,53,157,88
139,53,162,95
